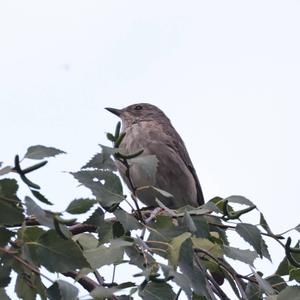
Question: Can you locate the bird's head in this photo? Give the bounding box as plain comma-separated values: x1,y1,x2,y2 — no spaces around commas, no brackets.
105,103,169,128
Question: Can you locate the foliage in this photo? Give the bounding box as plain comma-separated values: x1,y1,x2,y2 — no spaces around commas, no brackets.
0,128,300,300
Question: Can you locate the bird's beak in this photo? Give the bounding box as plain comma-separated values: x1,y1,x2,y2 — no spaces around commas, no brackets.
105,107,122,117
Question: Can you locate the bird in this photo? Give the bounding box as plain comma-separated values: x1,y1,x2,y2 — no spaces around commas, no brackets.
105,103,204,209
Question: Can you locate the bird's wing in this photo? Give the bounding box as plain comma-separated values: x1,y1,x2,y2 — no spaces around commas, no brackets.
166,126,205,206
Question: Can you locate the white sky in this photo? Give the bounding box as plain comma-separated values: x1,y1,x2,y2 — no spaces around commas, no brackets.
1,1,300,299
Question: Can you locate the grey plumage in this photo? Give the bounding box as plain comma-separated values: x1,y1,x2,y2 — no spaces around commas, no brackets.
105,103,204,209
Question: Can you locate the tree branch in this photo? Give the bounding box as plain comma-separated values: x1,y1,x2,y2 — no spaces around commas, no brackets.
194,248,248,299
63,271,99,292
69,223,97,235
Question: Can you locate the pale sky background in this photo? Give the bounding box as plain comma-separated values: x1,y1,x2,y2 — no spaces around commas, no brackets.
1,1,300,299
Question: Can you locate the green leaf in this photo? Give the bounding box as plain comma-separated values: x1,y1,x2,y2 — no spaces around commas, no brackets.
278,286,300,300
21,160,48,174
160,264,192,299
70,170,124,207
294,224,300,233
204,197,223,213
0,202,24,225
0,166,12,176
260,212,272,234
128,155,158,185
191,237,222,257
251,267,276,296
81,152,117,171
178,240,210,298
148,215,187,242
265,274,287,293
114,208,142,231
0,264,11,288
223,245,258,266
261,237,272,261
0,179,19,199
276,257,289,276
192,293,207,300
236,223,263,257
90,282,135,299
99,222,117,244
72,233,99,250
28,230,89,272
245,280,262,300
33,273,47,300
139,282,176,300
47,280,78,300
290,268,300,283
193,216,210,238
183,211,197,233
0,289,10,300
84,239,132,269
25,145,66,160
25,196,54,228
114,121,121,138
0,228,15,247
168,232,191,267
84,207,105,226
31,189,53,205
224,195,255,206
100,144,120,155
107,132,115,142
21,226,46,242
176,206,212,217
21,228,48,266
126,244,156,271
280,241,300,274
15,273,37,300
0,192,24,226
208,196,233,214
66,198,96,214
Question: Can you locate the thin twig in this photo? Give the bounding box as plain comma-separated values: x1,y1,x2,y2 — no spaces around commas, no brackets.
123,197,136,211
0,196,20,204
195,248,248,299
208,221,285,241
0,247,18,255
94,270,105,285
206,272,230,300
145,207,163,223
69,223,97,235
112,265,116,283
193,255,218,300
63,271,99,292
0,246,53,283
174,288,182,300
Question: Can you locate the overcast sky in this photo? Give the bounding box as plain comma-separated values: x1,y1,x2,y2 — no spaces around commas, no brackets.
1,1,300,299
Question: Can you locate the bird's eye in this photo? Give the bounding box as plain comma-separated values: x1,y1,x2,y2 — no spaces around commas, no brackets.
135,105,143,110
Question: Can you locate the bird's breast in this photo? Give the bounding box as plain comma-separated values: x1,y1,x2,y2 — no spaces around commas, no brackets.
121,121,168,153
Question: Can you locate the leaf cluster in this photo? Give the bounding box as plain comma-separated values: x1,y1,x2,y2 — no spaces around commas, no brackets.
0,131,300,300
